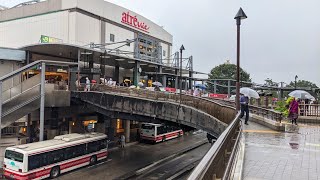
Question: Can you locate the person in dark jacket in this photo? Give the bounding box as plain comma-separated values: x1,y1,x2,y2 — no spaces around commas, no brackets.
240,94,249,125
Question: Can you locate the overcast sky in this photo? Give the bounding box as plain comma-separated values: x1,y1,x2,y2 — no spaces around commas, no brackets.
2,0,319,86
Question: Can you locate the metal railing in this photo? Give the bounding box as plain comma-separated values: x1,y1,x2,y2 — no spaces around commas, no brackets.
188,112,241,180
298,104,320,117
91,85,236,125
207,98,283,122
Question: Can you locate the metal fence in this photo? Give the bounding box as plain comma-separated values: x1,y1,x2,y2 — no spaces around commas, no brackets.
188,112,241,180
298,104,320,117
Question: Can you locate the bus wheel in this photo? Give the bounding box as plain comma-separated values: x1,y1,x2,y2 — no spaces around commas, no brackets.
90,155,97,165
50,166,60,178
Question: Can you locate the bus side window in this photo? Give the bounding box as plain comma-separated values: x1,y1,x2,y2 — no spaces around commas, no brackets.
87,141,100,153
100,139,107,149
28,155,41,171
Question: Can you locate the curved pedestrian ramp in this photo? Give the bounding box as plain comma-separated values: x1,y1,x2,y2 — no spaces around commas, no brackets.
71,87,236,137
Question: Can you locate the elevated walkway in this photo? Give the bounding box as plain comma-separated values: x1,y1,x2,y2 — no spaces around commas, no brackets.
242,120,320,180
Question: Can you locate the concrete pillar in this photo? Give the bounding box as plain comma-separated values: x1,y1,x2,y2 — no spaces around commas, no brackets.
162,75,167,87
264,96,268,108
133,62,140,86
175,69,179,89
89,58,94,80
189,71,193,89
125,120,130,143
227,80,231,97
185,78,188,91
113,66,120,83
214,80,217,94
27,114,31,143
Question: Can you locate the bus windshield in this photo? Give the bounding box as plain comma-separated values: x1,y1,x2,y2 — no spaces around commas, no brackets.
5,150,24,162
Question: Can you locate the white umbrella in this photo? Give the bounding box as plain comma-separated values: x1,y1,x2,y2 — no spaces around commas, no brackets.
129,85,136,89
289,90,314,100
240,87,260,99
137,82,144,87
152,82,162,87
229,95,236,101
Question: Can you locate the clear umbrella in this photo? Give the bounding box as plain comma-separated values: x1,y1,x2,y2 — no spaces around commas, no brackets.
240,87,260,99
137,82,144,87
152,82,162,87
289,90,314,100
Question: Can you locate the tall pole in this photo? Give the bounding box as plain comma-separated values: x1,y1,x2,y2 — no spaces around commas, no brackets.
179,45,185,103
234,8,247,111
40,62,46,141
236,19,241,111
0,81,2,139
295,75,298,90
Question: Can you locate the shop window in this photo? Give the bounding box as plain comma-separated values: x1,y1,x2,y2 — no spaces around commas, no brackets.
110,34,115,42
163,50,166,57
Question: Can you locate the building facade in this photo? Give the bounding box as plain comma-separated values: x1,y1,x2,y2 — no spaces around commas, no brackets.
0,0,173,64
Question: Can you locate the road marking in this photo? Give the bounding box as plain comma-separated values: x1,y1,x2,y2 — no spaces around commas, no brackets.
243,130,280,134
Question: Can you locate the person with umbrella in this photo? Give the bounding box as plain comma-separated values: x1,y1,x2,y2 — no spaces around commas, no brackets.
289,97,299,125
240,94,249,125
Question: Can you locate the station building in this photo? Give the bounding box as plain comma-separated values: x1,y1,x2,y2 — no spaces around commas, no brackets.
0,0,204,160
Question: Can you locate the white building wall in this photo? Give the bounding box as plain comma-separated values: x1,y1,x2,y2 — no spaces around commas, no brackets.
0,11,69,48
105,22,135,57
73,12,100,46
160,42,170,65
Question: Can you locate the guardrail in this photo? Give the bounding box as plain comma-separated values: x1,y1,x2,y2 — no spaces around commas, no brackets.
207,98,283,122
298,104,320,117
91,85,236,125
188,112,241,180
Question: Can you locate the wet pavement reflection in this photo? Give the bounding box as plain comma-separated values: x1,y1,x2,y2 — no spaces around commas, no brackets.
243,121,320,180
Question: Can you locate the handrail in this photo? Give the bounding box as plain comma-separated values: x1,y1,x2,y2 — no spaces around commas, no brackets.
0,60,78,82
188,112,241,180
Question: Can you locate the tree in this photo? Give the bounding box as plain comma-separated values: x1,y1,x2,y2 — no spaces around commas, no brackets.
264,78,278,87
208,63,252,94
289,80,318,89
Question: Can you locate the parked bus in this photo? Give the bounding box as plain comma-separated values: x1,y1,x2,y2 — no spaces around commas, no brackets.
140,123,183,143
3,133,108,180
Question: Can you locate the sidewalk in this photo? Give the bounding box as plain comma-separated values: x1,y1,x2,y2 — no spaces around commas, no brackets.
242,120,320,180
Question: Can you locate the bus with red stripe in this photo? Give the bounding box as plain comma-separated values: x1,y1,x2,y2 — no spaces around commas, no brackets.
140,123,183,143
3,133,108,180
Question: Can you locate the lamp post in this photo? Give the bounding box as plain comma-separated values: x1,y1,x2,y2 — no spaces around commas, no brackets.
295,75,298,89
234,8,247,111
180,45,185,103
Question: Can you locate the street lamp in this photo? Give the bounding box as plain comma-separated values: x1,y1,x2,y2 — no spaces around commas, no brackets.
234,7,247,111
180,45,185,103
295,75,298,89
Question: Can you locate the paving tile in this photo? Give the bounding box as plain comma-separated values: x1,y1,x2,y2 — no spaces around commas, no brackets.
243,121,320,180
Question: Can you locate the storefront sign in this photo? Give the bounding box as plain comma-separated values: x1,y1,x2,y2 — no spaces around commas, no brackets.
209,93,228,99
40,35,62,43
121,12,149,33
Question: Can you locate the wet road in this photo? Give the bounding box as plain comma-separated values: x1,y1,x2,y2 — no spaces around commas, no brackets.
243,121,320,180
131,143,210,180
55,131,208,180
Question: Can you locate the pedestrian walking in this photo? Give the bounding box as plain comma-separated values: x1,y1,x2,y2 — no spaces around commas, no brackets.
289,97,299,125
85,77,90,91
240,94,249,125
120,134,126,148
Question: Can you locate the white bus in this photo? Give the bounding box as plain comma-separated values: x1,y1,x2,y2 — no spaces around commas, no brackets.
140,123,183,143
3,133,108,180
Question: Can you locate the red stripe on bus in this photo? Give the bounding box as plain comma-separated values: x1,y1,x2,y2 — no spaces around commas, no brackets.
3,151,108,180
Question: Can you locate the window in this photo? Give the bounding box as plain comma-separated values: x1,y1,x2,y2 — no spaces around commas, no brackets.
110,34,115,42
126,39,130,47
87,141,101,153
163,50,166,57
5,150,24,163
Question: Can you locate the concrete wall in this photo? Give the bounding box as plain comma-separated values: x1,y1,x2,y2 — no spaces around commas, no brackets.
0,61,21,91
105,22,135,57
72,92,227,137
0,11,69,48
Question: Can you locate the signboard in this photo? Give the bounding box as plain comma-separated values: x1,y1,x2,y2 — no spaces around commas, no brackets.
121,12,150,33
40,35,63,43
209,94,228,99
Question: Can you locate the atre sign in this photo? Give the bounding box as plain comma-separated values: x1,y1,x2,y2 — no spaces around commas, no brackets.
121,12,150,33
